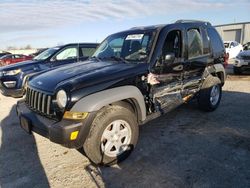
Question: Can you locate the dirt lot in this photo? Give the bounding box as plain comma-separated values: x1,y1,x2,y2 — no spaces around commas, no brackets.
0,71,250,188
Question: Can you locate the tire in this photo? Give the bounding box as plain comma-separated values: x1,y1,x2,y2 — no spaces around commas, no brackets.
83,103,139,166
233,67,242,75
198,76,222,112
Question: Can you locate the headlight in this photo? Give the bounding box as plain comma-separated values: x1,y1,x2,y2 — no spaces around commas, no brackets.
56,90,67,108
3,69,21,76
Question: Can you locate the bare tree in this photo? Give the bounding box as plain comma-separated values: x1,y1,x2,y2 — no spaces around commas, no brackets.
24,44,32,49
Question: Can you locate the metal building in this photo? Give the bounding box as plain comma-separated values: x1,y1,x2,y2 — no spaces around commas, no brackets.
215,22,250,45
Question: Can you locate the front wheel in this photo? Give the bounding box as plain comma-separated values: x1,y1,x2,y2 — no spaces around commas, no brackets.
83,104,139,166
198,77,222,112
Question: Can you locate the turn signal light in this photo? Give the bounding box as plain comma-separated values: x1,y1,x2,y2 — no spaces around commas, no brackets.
70,131,79,140
63,111,88,120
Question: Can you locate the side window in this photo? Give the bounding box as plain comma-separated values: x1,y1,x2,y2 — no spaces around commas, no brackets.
162,30,182,59
231,42,235,48
207,27,224,56
55,47,77,61
187,29,203,59
81,47,96,57
201,28,210,55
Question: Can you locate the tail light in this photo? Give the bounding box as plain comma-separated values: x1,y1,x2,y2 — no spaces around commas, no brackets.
224,53,229,68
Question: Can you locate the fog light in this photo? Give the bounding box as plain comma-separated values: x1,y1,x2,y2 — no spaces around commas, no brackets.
63,111,88,120
3,81,16,88
70,131,79,140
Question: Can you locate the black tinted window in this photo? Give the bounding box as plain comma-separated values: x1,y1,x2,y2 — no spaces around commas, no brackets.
187,29,203,59
201,28,210,54
207,28,224,55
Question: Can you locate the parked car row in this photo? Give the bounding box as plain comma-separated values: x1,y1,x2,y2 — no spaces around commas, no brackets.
0,54,33,66
223,40,250,74
0,20,227,166
224,41,243,59
0,43,98,97
234,50,250,74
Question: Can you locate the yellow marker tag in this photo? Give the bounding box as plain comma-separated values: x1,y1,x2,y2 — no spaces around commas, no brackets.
70,131,79,140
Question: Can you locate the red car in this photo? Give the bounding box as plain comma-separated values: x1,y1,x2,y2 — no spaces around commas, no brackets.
0,54,33,66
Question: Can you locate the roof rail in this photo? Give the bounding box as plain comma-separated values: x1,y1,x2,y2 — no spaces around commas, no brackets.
175,19,211,25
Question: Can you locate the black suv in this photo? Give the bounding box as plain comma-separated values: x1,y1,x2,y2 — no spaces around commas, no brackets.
0,43,98,98
17,20,226,165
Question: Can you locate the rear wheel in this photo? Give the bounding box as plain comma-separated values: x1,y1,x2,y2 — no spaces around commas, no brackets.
198,77,222,112
83,104,138,166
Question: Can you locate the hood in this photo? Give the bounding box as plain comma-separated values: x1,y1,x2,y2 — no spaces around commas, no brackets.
29,60,147,93
0,59,41,71
238,50,250,56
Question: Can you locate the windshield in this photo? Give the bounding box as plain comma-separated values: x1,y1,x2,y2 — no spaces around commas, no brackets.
224,43,230,48
34,47,59,60
92,30,156,63
0,55,10,59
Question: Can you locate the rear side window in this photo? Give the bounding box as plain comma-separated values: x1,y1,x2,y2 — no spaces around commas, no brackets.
201,28,210,55
207,28,224,56
187,29,203,59
81,47,96,57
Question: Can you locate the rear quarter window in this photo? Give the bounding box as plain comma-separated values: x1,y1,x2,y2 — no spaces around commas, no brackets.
187,28,203,59
207,27,224,57
81,47,96,57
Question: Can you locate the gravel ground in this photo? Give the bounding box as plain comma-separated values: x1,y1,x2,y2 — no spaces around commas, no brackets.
0,73,250,188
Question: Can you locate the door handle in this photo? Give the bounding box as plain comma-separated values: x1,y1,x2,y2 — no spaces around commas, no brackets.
173,65,183,71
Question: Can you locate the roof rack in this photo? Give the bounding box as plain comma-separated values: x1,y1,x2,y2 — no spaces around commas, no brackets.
175,20,211,25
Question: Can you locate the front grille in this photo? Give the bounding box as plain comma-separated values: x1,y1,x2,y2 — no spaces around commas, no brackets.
241,55,250,60
25,87,54,117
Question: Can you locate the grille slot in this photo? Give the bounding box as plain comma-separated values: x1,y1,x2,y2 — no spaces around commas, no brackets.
25,87,54,117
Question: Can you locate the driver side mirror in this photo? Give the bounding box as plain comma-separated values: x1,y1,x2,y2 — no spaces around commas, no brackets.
164,52,175,64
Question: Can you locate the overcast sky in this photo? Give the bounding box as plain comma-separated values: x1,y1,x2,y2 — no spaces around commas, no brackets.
0,0,249,49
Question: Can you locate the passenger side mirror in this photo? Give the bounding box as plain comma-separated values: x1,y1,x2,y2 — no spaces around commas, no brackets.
164,53,175,64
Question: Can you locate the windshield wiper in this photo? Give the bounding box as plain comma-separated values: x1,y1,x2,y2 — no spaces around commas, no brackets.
107,56,130,64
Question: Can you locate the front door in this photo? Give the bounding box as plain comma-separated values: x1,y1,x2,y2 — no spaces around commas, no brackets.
150,29,185,112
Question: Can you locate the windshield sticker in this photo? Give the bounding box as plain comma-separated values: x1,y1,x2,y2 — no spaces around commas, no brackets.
126,34,144,40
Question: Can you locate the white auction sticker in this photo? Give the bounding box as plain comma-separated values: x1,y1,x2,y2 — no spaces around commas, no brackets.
125,34,144,40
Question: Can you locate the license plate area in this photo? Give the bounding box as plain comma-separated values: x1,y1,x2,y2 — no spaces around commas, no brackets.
20,116,31,134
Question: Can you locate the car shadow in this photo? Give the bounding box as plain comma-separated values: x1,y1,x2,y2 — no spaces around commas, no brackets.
0,104,49,188
84,90,250,188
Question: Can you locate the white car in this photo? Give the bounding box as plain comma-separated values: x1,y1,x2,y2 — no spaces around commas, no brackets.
234,50,250,74
224,41,243,59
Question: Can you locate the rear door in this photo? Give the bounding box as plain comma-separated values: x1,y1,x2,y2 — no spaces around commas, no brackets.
182,26,212,96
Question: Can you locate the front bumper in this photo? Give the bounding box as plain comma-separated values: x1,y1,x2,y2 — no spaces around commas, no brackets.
16,100,96,148
234,59,250,70
0,82,24,98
